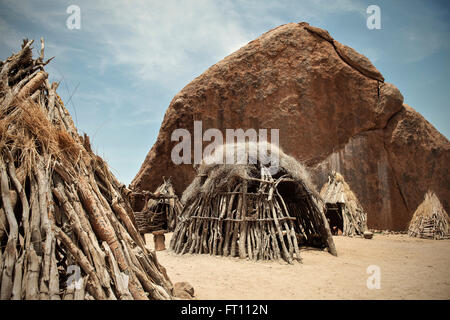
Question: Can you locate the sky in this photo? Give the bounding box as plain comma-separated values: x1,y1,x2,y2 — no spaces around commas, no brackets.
0,0,449,185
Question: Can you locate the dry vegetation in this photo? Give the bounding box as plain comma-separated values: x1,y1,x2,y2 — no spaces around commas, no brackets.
0,39,173,300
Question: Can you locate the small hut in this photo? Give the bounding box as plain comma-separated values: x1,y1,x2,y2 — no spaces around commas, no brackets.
320,172,367,236
170,142,336,263
408,191,450,240
134,178,183,234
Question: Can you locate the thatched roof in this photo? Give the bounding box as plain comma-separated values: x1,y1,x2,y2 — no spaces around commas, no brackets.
182,141,318,205
320,172,367,236
408,191,450,240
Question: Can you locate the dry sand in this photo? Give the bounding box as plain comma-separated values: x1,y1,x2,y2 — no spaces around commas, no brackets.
146,233,450,300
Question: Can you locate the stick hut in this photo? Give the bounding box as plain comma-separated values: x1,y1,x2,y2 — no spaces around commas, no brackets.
134,178,183,234
0,39,173,300
170,142,337,263
408,191,450,240
319,172,367,236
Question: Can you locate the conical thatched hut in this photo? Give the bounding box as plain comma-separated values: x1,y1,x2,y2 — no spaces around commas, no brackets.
170,142,337,263
319,172,367,236
134,178,183,234
408,191,450,240
0,40,173,300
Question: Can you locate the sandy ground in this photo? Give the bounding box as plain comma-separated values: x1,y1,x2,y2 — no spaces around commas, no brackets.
145,233,450,300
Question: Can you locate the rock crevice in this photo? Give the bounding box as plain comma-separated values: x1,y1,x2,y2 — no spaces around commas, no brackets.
304,23,384,82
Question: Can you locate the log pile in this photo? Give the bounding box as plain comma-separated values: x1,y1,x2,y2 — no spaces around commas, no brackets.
170,142,337,263
408,191,450,240
0,39,173,299
320,172,367,236
133,178,183,234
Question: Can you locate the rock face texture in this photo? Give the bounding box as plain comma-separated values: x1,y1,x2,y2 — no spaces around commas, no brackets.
131,22,449,230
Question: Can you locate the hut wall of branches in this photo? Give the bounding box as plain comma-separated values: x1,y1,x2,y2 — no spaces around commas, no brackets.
408,191,450,240
170,142,337,263
319,172,367,236
134,179,183,234
0,39,173,300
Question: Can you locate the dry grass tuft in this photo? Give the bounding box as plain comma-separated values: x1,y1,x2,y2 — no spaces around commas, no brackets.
56,128,81,159
1,98,83,163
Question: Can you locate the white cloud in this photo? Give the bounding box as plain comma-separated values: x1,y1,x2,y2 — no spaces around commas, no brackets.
77,0,252,85
0,0,370,87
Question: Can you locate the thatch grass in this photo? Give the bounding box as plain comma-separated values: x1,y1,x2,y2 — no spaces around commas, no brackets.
0,97,84,174
408,191,450,240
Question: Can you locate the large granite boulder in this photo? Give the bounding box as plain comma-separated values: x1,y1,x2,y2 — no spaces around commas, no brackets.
131,22,449,230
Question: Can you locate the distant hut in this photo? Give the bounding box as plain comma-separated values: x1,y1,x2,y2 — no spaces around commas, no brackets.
320,172,367,236
170,142,337,263
408,191,450,240
134,178,183,234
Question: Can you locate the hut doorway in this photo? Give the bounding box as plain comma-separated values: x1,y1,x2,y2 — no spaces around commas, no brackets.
320,172,367,236
325,203,344,235
276,179,330,249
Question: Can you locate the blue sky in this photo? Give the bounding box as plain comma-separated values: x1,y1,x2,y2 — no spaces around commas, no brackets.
0,0,449,184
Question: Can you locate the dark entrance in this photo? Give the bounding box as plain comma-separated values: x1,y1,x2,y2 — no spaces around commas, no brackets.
325,203,344,235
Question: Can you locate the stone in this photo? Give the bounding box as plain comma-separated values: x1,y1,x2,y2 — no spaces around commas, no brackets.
363,231,374,239
174,281,195,299
131,22,449,231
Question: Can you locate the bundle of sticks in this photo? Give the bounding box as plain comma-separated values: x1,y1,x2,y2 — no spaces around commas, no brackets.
0,39,173,299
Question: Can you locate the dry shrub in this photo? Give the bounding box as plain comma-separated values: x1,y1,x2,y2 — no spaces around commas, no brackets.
16,98,56,153
7,98,82,162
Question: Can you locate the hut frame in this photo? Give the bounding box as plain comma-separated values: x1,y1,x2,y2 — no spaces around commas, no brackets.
408,191,450,240
170,142,337,263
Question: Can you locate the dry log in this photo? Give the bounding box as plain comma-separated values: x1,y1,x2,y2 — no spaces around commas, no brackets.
0,159,18,300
